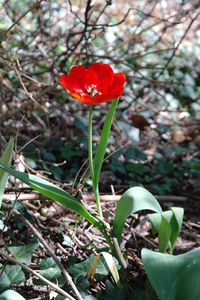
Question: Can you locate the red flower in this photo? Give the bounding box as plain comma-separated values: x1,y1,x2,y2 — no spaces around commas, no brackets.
59,62,126,105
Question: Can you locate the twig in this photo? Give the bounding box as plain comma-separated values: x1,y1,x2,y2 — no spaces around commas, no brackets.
0,251,76,300
82,194,187,202
14,64,48,113
3,192,187,203
2,192,44,201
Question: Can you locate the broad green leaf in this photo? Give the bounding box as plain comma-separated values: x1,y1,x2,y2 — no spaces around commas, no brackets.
113,187,162,243
149,207,184,252
148,211,172,234
8,241,39,265
0,265,25,292
34,257,65,286
170,207,184,248
0,290,25,300
158,216,171,253
0,137,14,208
93,99,118,192
0,163,103,232
75,276,90,298
142,247,200,300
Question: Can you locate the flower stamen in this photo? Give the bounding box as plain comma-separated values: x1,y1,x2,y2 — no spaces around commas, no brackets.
85,84,102,97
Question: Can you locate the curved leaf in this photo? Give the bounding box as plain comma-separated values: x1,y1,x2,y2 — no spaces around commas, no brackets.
170,207,184,248
101,252,120,286
142,247,200,300
0,163,102,231
0,137,14,208
149,211,172,234
113,187,162,243
149,207,184,252
158,216,171,253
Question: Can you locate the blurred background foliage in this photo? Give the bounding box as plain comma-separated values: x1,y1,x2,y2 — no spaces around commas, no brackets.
0,0,200,196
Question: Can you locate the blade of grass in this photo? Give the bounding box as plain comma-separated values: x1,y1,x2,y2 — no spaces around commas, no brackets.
0,162,103,230
0,137,14,208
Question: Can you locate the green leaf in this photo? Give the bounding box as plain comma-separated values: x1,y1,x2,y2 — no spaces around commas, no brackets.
101,252,120,286
35,257,65,286
93,99,118,192
158,216,171,253
142,247,200,300
75,276,90,298
170,207,184,249
0,290,26,300
149,207,184,252
113,187,162,243
0,163,103,232
8,241,39,265
0,138,14,208
0,265,25,292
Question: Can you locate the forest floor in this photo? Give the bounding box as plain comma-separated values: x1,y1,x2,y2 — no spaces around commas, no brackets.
1,107,200,299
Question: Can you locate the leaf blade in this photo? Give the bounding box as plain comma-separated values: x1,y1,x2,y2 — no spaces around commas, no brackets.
0,138,14,208
0,163,101,230
113,187,162,243
158,216,171,253
142,247,200,300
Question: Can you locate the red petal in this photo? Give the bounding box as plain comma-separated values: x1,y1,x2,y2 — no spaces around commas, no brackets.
60,65,87,95
70,91,97,105
89,72,125,104
81,94,97,105
69,65,87,92
59,74,76,93
92,90,123,104
88,63,114,92
110,72,126,91
84,67,100,91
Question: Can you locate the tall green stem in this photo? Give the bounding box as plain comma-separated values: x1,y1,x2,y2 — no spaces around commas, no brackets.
88,105,103,219
94,185,103,220
88,106,94,180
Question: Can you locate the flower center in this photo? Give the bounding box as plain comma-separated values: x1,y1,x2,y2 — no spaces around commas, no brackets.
85,84,101,97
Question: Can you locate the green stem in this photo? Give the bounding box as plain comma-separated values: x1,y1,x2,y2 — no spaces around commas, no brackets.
94,185,103,220
88,105,94,180
88,105,103,219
